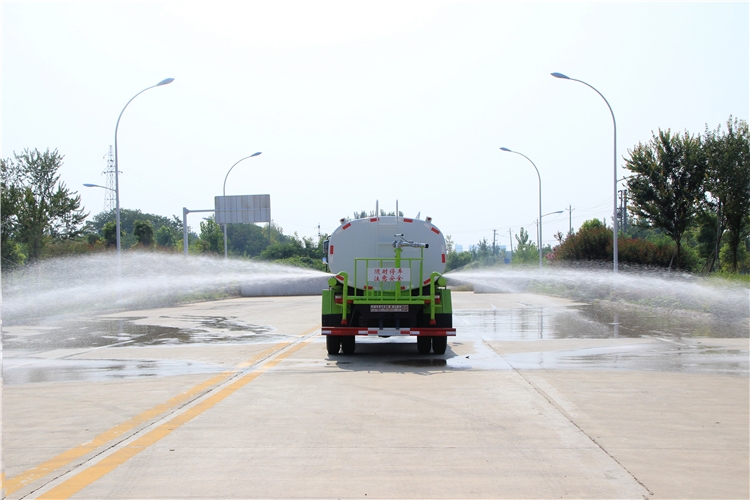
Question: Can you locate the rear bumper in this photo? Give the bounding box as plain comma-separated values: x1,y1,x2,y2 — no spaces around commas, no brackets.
321,327,456,337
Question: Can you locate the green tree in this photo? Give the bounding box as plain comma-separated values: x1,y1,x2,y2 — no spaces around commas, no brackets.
513,227,538,264
689,210,721,272
132,219,154,247
703,117,750,272
0,148,88,261
227,223,271,257
257,232,326,270
102,221,122,248
553,219,611,263
86,209,182,248
86,233,100,246
446,251,472,271
193,218,223,254
719,241,749,272
348,209,404,222
86,208,182,234
444,234,455,254
1,170,26,267
580,218,606,231
155,225,178,249
625,129,707,269
261,240,305,260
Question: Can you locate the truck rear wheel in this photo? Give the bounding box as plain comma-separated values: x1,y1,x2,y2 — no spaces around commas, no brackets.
341,335,356,355
417,336,431,354
326,335,341,355
432,336,447,354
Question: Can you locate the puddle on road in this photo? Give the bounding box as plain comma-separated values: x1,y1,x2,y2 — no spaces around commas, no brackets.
4,303,747,382
2,316,277,351
2,316,280,384
3,357,224,385
500,342,749,375
455,303,747,341
453,304,748,375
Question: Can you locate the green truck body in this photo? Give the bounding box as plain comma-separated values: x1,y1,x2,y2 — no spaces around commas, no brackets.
321,215,455,355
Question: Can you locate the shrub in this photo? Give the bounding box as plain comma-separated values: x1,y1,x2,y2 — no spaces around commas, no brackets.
554,226,612,261
446,251,473,271
553,225,697,270
155,225,178,248
133,220,154,247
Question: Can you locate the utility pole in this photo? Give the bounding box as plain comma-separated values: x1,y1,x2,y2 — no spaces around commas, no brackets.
618,189,628,234
492,229,497,256
566,204,575,236
508,228,513,254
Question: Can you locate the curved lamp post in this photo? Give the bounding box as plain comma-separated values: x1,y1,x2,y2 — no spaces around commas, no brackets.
83,183,113,191
551,72,618,274
83,183,120,241
536,210,565,260
222,152,262,259
114,78,175,255
500,147,544,270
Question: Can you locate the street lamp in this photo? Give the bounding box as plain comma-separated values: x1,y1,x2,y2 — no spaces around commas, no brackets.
114,78,175,255
551,72,618,274
500,147,544,270
222,152,262,259
83,183,113,191
84,183,116,245
534,211,565,258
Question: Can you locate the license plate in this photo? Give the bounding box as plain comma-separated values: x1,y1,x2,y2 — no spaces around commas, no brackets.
370,305,409,313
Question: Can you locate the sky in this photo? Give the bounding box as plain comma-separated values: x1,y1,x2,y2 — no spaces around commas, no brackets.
3,1,748,251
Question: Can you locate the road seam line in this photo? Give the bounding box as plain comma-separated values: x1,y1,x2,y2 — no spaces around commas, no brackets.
30,331,317,500
8,327,316,497
483,339,654,498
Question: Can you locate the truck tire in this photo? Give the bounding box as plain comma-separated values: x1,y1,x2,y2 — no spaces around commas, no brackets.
341,336,356,355
417,336,431,354
326,335,341,355
432,336,447,354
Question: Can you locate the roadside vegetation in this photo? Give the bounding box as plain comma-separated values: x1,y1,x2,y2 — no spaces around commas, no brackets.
2,117,747,282
446,117,750,278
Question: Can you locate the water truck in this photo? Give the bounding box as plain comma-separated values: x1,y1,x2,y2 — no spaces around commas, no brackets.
321,215,455,355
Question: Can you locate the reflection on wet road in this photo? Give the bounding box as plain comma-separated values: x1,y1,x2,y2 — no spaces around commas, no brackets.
3,300,748,384
325,303,748,375
3,357,224,385
2,315,283,384
455,305,748,375
456,303,747,340
3,316,277,350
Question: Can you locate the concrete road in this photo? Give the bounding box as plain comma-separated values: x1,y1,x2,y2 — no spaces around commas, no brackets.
2,292,748,499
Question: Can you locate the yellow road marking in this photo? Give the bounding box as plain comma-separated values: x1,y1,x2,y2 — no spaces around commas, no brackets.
3,331,313,496
38,338,314,499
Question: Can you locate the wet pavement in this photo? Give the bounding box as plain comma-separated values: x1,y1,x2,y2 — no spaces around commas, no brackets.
4,296,746,383
2,314,285,384
2,292,748,499
2,356,224,385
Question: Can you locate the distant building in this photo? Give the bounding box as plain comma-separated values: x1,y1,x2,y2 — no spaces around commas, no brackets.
455,244,464,253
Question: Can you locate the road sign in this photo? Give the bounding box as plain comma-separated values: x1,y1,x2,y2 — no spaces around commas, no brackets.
215,194,270,224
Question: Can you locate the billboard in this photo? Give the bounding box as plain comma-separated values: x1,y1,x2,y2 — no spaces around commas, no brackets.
214,194,271,224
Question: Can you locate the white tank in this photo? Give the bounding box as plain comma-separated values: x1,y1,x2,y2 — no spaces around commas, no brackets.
326,216,447,290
